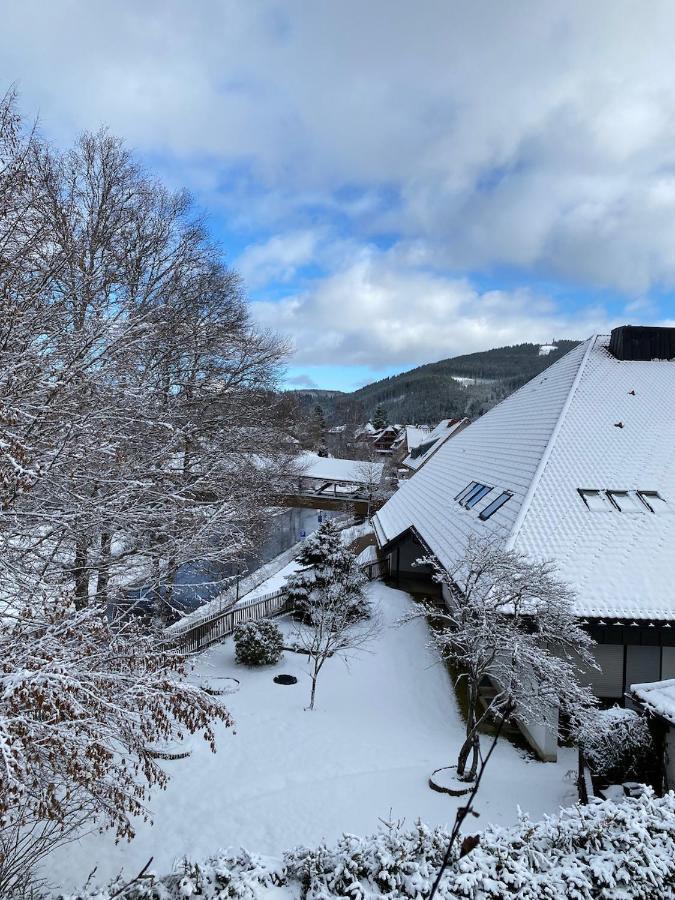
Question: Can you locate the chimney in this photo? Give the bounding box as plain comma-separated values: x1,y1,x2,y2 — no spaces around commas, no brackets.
608,325,675,361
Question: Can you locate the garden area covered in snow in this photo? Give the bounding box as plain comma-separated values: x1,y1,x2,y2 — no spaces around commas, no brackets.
46,582,577,894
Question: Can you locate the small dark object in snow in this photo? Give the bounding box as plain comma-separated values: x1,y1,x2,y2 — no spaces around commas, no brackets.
460,834,480,858
274,674,298,685
614,421,624,428
629,389,636,395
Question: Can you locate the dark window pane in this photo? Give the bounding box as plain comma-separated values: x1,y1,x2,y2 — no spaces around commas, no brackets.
479,491,512,520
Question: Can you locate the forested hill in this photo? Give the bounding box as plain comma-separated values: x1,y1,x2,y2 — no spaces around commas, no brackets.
292,340,580,424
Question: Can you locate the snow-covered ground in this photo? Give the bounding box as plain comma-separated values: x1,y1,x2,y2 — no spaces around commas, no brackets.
44,582,577,893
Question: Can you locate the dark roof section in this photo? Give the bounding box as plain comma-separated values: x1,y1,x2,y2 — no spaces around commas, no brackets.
609,325,675,361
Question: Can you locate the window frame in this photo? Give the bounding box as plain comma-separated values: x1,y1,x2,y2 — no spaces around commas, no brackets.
606,490,646,513
637,490,667,513
578,488,611,511
478,491,513,521
454,481,478,503
464,484,493,508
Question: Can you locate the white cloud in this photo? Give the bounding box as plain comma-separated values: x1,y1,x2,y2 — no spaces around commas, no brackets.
5,2,675,293
238,230,319,289
251,249,617,369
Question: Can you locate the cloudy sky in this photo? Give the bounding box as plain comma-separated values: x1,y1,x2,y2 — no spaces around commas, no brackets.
2,1,675,390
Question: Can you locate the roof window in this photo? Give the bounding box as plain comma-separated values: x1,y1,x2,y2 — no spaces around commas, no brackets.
579,489,667,513
455,481,478,503
578,489,611,511
607,491,645,513
464,484,493,508
479,491,513,521
638,491,668,513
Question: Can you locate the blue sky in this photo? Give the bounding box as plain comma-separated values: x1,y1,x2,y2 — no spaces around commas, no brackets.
2,1,675,391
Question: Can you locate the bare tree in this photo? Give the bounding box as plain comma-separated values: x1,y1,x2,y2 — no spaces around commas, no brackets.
417,534,596,782
355,450,389,518
0,92,296,890
286,522,378,709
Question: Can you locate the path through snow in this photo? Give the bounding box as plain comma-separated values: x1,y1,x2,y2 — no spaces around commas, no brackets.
45,582,577,892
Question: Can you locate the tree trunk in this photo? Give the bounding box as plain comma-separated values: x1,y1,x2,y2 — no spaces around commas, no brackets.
308,674,317,710
73,536,89,610
96,531,112,606
457,681,479,780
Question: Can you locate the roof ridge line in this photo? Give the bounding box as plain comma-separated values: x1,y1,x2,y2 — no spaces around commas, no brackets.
505,335,597,551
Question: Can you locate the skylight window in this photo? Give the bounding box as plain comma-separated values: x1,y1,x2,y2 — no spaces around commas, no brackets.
479,491,512,521
455,482,478,502
607,491,645,513
638,491,668,513
578,489,667,513
464,484,492,508
578,489,611,511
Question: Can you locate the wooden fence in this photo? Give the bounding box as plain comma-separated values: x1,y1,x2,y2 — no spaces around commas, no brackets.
169,588,289,654
168,555,386,655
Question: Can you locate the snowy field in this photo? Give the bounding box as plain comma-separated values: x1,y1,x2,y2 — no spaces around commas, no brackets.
45,582,577,893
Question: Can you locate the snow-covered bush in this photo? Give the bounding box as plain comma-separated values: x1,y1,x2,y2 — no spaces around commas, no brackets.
67,791,675,899
577,705,654,780
234,620,284,666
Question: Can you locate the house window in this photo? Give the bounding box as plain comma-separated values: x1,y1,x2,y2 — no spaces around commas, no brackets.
455,481,478,502
464,484,493,508
479,491,512,520
578,489,611,511
607,491,645,513
638,491,668,513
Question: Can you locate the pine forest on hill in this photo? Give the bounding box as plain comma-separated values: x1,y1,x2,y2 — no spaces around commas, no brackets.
291,340,580,425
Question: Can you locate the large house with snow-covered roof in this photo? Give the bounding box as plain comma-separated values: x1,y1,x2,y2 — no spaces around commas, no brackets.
373,326,675,756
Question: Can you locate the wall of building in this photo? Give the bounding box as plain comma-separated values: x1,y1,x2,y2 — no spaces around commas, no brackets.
666,727,675,790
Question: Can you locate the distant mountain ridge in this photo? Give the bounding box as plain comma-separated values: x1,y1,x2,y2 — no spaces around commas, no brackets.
292,340,580,425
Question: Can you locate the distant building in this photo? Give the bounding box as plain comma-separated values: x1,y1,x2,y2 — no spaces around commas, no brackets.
399,418,469,477
373,326,675,759
296,452,385,498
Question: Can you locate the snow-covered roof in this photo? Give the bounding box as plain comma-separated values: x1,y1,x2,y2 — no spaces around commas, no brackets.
299,452,384,484
632,679,675,725
402,418,468,472
374,334,675,621
404,425,431,452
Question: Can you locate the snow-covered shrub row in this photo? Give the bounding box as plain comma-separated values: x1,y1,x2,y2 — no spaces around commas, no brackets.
577,705,654,779
233,620,284,666
63,790,675,899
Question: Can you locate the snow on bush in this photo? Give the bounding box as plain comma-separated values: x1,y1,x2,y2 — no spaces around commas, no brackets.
233,620,284,666
577,705,654,779
64,790,675,899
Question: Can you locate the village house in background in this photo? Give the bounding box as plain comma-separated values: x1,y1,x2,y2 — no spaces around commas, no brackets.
398,417,470,479
373,325,675,760
294,451,385,501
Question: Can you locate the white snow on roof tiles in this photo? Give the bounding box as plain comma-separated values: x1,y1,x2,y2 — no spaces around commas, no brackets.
299,452,384,484
632,679,675,724
403,418,468,471
405,425,430,451
374,335,675,621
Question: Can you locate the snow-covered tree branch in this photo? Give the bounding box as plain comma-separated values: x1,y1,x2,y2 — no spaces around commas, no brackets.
412,534,597,781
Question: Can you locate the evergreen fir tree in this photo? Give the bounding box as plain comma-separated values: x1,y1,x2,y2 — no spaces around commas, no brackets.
286,521,369,624
311,404,326,450
372,404,387,430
